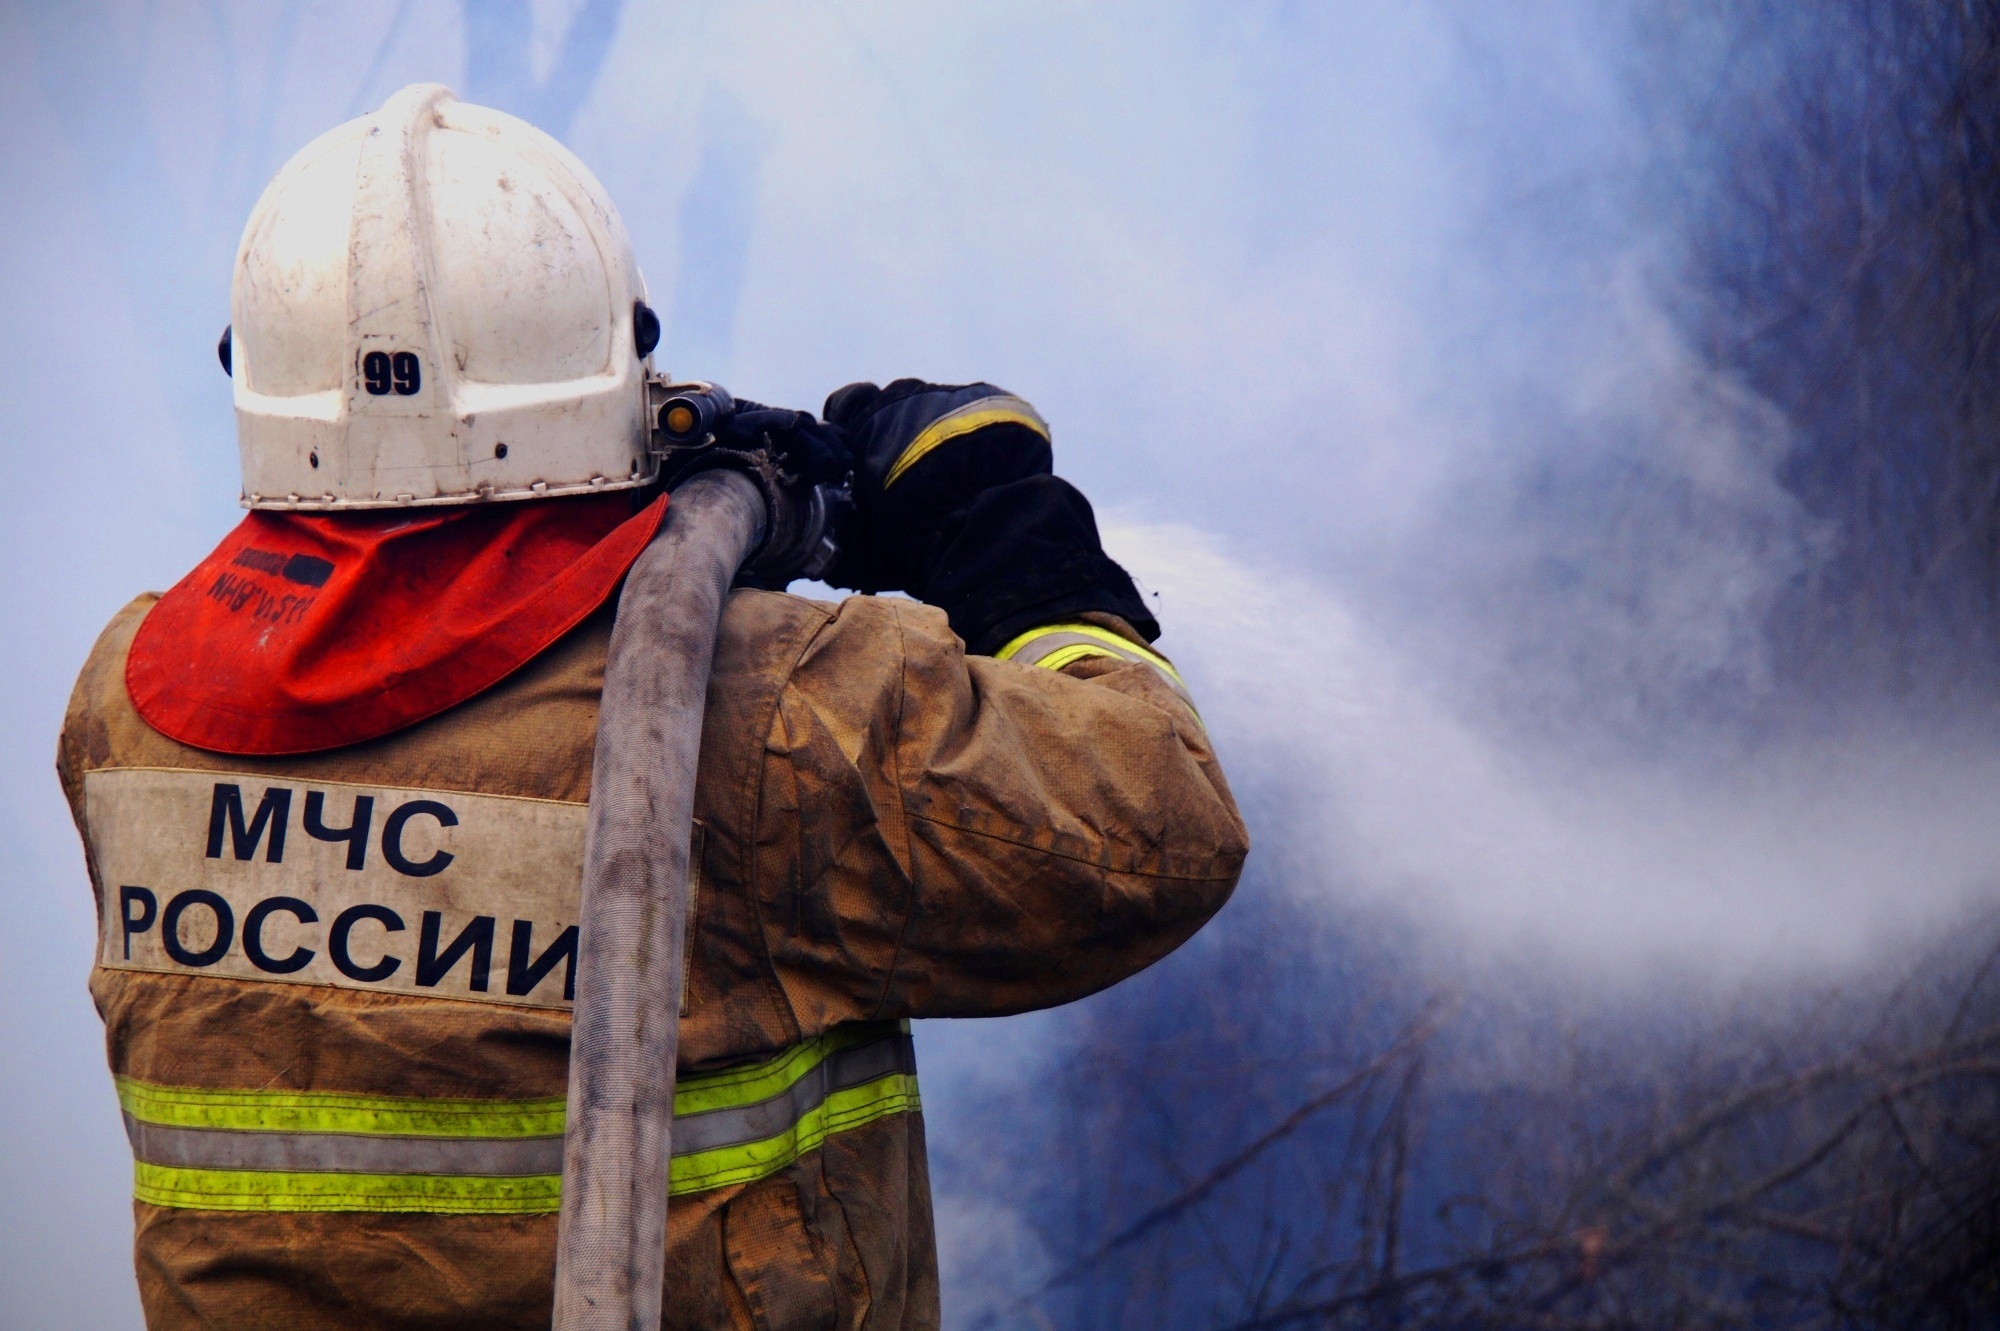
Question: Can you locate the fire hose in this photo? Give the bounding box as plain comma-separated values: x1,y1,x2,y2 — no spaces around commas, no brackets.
552,388,845,1331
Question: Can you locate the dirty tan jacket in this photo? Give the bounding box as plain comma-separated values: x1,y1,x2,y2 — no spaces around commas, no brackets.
59,587,1246,1330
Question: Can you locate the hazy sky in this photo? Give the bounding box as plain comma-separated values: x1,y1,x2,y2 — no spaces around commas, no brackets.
7,3,2000,1327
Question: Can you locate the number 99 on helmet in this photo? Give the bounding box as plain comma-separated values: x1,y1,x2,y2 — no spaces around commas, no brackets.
226,83,661,509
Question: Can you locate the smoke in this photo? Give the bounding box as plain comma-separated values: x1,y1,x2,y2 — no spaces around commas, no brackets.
1107,516,2000,980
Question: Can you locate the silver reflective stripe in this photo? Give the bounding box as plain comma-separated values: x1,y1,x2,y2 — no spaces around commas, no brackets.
125,1029,918,1178
125,1117,562,1175
673,1027,916,1154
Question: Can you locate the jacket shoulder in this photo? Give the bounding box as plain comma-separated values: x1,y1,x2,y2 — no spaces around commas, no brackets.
716,589,937,696
739,591,961,732
58,593,164,803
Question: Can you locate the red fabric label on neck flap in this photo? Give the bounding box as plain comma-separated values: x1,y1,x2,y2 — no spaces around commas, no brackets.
127,491,668,755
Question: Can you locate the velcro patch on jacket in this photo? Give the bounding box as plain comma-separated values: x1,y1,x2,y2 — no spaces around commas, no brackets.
86,767,592,1010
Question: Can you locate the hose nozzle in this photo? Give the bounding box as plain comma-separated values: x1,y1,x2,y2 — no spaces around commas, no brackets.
645,378,852,583
654,384,735,446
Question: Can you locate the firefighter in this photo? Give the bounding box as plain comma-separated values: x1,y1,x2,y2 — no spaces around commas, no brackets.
58,84,1246,1330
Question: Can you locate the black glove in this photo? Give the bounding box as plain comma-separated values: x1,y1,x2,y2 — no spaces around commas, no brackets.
821,378,1051,592
820,378,1158,653
717,399,852,485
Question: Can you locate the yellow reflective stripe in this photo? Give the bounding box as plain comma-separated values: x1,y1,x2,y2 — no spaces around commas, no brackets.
882,396,1050,489
131,1072,922,1212
995,622,1189,689
116,1078,565,1139
670,1072,921,1195
997,621,1202,723
671,1020,904,1116
132,1161,561,1215
114,1019,908,1136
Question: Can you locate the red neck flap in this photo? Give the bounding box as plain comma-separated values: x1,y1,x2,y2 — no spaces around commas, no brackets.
128,491,668,755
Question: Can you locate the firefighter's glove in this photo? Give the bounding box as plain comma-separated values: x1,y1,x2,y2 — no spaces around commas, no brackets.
719,400,852,487
819,378,1158,654
819,379,1052,593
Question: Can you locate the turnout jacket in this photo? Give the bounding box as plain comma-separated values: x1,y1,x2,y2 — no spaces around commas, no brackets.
58,587,1246,1330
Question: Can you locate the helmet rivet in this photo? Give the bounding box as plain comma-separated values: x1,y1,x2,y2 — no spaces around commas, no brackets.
495,443,509,459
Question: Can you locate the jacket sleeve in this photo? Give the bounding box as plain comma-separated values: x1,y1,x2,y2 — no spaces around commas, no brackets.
754,595,1247,1030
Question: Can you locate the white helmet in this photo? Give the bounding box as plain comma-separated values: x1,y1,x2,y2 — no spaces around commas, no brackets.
227,83,659,510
